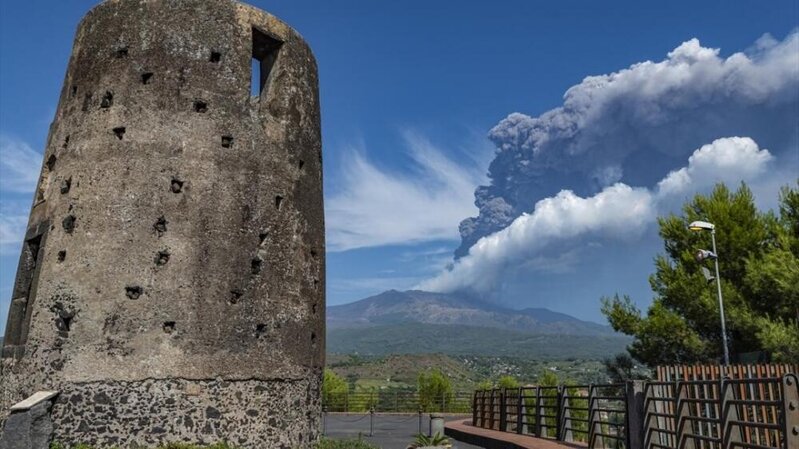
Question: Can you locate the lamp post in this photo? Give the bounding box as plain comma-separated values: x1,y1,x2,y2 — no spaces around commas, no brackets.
688,220,730,366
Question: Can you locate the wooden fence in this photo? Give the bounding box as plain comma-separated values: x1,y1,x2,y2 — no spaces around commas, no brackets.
471,366,799,449
657,364,799,382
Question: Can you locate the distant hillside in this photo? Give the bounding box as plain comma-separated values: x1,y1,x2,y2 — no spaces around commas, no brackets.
327,323,629,359
326,290,628,359
328,289,614,336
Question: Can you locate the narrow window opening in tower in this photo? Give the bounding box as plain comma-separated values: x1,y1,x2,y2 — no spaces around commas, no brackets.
251,27,282,98
141,72,153,85
2,233,45,358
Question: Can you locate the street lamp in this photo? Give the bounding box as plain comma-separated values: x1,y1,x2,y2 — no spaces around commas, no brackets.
688,220,730,366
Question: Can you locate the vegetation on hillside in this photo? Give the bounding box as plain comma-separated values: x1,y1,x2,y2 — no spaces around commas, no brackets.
327,323,630,359
602,182,799,365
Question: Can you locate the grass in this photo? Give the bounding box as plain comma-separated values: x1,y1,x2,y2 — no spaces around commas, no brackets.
315,438,380,449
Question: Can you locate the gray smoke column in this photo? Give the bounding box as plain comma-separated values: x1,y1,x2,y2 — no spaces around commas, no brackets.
456,31,799,258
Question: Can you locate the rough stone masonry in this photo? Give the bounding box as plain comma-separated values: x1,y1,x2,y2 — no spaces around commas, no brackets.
0,0,324,446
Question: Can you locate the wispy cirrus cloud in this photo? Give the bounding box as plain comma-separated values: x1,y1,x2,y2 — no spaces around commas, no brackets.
325,131,489,251
0,135,40,253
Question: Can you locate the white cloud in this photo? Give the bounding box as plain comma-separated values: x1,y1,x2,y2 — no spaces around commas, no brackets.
325,131,488,251
0,135,40,254
0,135,41,193
457,30,799,257
420,137,776,294
656,137,773,197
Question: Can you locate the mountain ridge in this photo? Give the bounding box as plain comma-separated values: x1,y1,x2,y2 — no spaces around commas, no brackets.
327,289,615,336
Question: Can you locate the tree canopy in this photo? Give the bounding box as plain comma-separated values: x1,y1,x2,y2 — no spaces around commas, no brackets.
602,182,799,365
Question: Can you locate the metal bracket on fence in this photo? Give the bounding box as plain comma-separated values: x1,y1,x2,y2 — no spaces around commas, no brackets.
675,381,696,449
720,377,742,447
559,386,572,442
783,374,798,449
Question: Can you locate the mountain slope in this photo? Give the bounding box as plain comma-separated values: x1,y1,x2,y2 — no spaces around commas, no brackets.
327,323,629,359
328,289,613,336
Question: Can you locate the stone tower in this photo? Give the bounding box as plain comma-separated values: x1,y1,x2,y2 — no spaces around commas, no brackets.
0,0,324,447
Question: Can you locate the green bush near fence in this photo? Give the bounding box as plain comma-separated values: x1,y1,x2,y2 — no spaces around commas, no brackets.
315,437,380,449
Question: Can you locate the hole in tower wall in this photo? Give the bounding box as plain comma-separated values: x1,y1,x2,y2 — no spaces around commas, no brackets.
163,321,176,334
46,155,57,171
221,135,234,148
141,72,153,84
251,27,283,98
258,231,269,244
171,178,184,193
115,47,128,58
71,86,78,97
255,323,267,338
275,196,283,210
125,285,142,299
251,257,262,275
298,159,305,170
82,93,93,112
153,216,168,235
60,177,72,194
62,215,76,234
228,289,243,305
113,127,126,140
100,91,114,108
210,51,221,63
193,100,208,113
155,250,170,266
63,135,70,149
57,250,66,262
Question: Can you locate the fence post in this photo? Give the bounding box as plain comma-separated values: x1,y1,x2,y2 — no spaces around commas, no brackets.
499,388,507,432
322,406,327,436
782,374,798,449
472,391,477,426
625,380,645,449
369,407,374,437
535,386,542,437
556,386,564,441
419,407,423,435
517,388,524,435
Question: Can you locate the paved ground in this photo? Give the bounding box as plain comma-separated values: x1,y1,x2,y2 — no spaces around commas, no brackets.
323,413,484,449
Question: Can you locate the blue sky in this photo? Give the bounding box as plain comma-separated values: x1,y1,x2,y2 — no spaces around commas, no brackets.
1,0,797,329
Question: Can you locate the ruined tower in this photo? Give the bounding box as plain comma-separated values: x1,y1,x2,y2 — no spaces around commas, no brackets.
0,0,324,446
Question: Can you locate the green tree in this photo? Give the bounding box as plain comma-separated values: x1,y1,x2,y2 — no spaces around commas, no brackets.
602,182,799,365
497,375,520,389
417,369,453,412
323,369,349,411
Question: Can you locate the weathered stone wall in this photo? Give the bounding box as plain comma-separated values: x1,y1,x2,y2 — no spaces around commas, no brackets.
1,0,324,446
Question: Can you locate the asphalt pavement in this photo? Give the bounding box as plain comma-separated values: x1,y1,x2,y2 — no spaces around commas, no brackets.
322,413,483,449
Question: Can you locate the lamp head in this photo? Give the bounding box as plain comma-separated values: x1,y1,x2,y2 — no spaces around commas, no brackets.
695,249,718,262
688,220,715,232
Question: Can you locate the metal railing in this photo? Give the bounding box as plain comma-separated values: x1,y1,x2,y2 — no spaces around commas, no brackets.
471,374,799,449
322,391,473,413
473,384,627,446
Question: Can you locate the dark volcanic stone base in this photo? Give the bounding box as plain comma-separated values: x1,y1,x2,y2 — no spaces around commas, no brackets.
49,377,321,448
